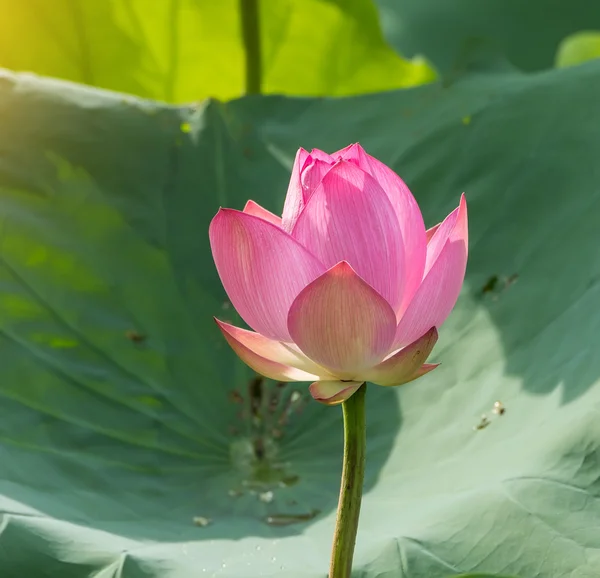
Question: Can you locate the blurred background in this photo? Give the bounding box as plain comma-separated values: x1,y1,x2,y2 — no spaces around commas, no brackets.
2,0,600,101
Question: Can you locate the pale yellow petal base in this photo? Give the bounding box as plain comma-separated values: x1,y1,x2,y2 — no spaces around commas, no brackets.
309,381,363,405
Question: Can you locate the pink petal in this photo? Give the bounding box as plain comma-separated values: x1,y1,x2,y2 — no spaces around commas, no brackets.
300,158,335,206
209,209,326,342
281,149,336,232
333,142,372,168
287,261,396,377
426,223,440,243
424,201,461,274
291,161,406,311
308,148,335,163
334,143,427,312
394,195,468,348
216,318,321,382
412,363,440,379
216,319,333,378
243,200,282,227
309,381,363,405
281,148,311,232
363,328,438,386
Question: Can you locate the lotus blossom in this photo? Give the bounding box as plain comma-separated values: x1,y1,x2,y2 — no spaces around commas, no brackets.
209,144,468,405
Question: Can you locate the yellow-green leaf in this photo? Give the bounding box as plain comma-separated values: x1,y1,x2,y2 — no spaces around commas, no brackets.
0,0,435,102
555,30,600,68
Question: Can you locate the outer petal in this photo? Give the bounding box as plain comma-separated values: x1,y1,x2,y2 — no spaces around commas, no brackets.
243,200,282,227
215,319,333,378
426,223,440,243
291,161,406,312
334,143,427,311
281,148,311,232
309,381,363,406
216,319,321,382
411,363,440,379
209,209,326,341
423,197,464,274
394,195,468,348
287,261,397,377
363,328,438,386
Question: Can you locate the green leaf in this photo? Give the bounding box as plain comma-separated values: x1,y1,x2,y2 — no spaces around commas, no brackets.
1,58,600,577
0,0,434,102
451,575,518,578
375,0,600,72
555,31,600,68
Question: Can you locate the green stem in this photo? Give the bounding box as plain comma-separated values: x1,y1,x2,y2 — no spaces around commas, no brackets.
239,0,262,94
329,383,367,578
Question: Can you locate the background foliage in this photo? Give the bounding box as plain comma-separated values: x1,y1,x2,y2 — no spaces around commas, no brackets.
0,1,599,577
0,0,434,102
375,0,600,72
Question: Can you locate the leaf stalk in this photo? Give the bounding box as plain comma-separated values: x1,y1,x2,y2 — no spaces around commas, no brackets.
239,0,262,94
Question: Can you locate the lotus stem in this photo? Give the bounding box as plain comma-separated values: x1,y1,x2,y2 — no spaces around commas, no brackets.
239,0,262,94
329,382,367,578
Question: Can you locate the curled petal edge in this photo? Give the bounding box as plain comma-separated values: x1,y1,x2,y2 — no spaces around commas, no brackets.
216,318,322,383
216,319,333,376
364,327,438,387
309,381,363,406
410,363,439,380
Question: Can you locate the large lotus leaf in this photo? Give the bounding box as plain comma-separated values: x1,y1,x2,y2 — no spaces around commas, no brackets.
375,0,600,73
0,0,434,103
1,58,600,578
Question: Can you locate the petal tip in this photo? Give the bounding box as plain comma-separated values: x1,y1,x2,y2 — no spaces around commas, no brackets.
426,326,439,342
417,362,440,376
295,147,310,161
211,206,237,224
214,317,237,337
455,194,469,245
210,206,225,222
351,142,367,156
334,142,368,162
209,209,230,242
331,260,355,276
458,193,467,218
242,199,282,226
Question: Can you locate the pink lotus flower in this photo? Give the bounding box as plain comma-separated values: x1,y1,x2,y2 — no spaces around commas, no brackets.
209,144,468,405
